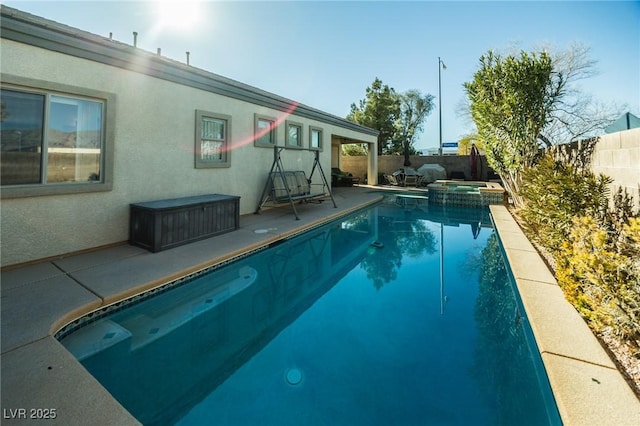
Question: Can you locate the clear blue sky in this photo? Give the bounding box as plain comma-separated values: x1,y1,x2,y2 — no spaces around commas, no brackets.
5,1,639,150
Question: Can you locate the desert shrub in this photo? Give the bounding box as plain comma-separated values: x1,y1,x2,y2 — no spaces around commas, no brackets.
518,154,611,253
518,153,640,350
606,186,640,251
621,218,640,289
556,216,640,348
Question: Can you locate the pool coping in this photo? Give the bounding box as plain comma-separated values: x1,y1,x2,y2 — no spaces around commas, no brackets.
490,205,640,425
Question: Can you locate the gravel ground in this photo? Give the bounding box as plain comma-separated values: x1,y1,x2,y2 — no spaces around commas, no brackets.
599,330,640,398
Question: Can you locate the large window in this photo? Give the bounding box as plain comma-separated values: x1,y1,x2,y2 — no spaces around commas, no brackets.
254,114,277,148
195,110,231,168
285,120,303,149
1,88,105,187
310,126,323,150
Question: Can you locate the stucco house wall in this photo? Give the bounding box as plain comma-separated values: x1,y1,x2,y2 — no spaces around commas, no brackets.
0,7,377,267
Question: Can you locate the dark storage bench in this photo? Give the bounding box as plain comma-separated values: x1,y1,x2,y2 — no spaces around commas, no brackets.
130,194,240,252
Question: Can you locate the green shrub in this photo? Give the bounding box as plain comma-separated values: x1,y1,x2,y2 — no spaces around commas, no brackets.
606,186,640,251
518,153,640,350
556,216,640,348
518,154,611,253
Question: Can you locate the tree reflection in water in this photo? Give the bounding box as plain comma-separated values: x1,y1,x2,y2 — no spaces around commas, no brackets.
472,233,555,424
360,208,437,290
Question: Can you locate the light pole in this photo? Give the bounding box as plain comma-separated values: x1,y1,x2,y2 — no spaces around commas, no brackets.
438,57,446,156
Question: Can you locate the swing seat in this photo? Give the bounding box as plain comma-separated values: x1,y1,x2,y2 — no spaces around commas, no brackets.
270,171,311,202
255,146,337,220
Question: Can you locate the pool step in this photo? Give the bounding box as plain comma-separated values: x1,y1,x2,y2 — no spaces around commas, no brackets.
121,266,257,350
62,319,132,361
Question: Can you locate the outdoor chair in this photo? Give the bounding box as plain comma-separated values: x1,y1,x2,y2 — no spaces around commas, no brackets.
384,174,400,186
331,168,355,187
404,175,418,186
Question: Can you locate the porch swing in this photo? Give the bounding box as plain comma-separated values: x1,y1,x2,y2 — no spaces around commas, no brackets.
255,146,337,220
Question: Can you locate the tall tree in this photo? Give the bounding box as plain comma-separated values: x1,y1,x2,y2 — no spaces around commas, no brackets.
464,46,619,208
347,79,435,158
464,50,555,207
540,43,623,146
341,143,368,156
395,90,435,166
346,78,400,155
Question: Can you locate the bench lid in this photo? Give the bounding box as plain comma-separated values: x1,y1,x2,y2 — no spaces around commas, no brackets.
130,194,239,210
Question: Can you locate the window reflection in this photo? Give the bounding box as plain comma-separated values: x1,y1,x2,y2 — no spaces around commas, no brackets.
0,90,45,185
0,89,104,185
287,124,300,147
311,128,321,149
47,96,103,183
200,117,226,161
257,118,274,145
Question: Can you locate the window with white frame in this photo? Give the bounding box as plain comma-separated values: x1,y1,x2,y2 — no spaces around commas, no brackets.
195,110,231,168
285,120,303,148
1,87,105,187
309,126,323,150
254,114,277,147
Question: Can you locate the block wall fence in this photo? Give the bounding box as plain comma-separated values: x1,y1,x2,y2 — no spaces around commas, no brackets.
550,128,640,210
591,129,640,210
340,154,491,183
341,128,639,209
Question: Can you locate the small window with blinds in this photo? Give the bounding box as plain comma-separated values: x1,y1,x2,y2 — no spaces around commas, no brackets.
195,110,231,168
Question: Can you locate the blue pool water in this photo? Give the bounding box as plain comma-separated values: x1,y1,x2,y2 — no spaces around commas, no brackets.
60,197,561,425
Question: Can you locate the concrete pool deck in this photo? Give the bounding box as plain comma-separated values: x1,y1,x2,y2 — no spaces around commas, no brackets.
1,187,638,425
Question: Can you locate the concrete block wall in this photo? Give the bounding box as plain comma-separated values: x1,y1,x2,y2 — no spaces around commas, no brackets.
342,129,638,211
340,154,491,183
590,128,640,210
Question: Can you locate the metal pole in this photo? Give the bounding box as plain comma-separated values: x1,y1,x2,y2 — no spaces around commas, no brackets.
438,57,443,156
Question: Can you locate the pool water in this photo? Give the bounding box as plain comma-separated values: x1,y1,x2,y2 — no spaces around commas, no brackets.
60,198,561,425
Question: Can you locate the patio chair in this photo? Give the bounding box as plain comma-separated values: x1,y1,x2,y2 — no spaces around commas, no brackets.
331,167,355,187
404,174,418,187
384,174,400,186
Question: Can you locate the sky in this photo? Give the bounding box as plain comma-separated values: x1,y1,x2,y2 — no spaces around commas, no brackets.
4,0,639,150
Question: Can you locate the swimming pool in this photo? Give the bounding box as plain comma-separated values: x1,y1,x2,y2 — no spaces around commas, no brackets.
59,197,561,425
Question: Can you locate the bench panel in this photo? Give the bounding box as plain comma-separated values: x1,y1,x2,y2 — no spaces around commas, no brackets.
130,194,240,252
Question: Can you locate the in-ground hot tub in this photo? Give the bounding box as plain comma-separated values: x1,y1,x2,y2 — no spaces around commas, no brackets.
427,180,505,207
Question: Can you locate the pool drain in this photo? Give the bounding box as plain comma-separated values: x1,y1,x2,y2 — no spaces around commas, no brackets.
285,368,303,385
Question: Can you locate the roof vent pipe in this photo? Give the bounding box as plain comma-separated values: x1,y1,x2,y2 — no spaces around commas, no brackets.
186,51,190,65
157,48,161,55
133,31,138,47
109,32,113,40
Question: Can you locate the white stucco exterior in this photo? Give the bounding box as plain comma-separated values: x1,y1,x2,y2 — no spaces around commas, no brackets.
0,8,378,267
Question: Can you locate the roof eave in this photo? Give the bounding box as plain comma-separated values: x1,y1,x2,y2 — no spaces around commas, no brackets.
0,5,379,138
